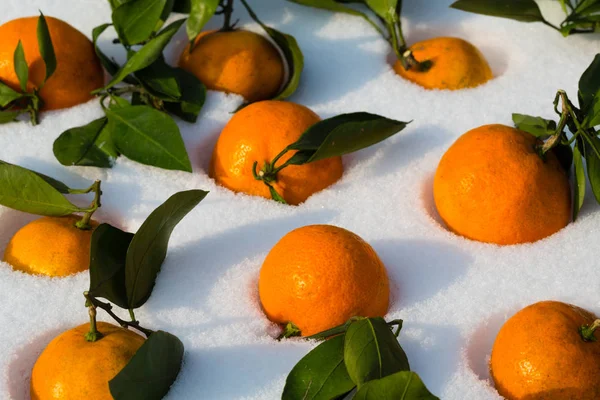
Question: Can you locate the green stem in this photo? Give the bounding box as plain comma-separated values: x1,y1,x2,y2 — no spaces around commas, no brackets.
542,19,562,33
305,317,365,341
129,309,136,322
75,180,102,230
221,0,235,31
84,300,103,342
580,319,600,342
539,91,571,156
85,292,154,338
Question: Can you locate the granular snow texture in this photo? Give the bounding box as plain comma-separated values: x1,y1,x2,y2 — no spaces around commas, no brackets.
1,0,599,399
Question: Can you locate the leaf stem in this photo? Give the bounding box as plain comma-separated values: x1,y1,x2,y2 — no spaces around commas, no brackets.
129,308,136,322
84,292,154,338
75,180,102,230
580,319,600,342
305,317,365,341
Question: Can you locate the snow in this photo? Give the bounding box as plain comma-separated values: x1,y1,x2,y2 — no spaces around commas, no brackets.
1,0,599,399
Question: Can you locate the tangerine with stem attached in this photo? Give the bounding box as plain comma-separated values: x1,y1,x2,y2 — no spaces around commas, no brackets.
0,16,104,110
209,100,344,205
179,30,284,103
259,224,389,337
490,301,600,399
394,37,492,90
30,322,144,400
433,124,570,245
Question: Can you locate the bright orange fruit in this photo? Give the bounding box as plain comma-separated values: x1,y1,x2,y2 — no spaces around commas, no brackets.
259,224,389,336
490,301,600,399
394,37,492,90
179,30,284,102
0,16,104,110
433,124,570,245
209,100,343,205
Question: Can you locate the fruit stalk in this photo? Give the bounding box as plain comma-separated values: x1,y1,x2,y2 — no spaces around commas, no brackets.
580,319,600,342
74,180,102,230
84,292,154,338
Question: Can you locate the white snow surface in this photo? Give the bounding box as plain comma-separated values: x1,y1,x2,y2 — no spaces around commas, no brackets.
1,0,599,399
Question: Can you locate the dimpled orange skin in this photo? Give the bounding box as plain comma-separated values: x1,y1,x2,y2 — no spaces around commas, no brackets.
209,100,344,205
0,16,104,110
30,322,145,400
433,124,570,245
259,225,390,336
179,30,284,103
3,215,98,277
394,37,492,90
490,301,600,399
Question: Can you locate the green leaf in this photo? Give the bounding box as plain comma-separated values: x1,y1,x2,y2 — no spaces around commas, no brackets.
172,0,192,12
53,117,119,168
585,136,600,204
573,144,586,221
365,0,399,22
163,68,206,123
135,56,181,100
240,0,304,100
109,331,184,400
125,189,207,308
0,111,21,124
282,335,356,400
285,113,408,165
185,0,219,45
103,19,186,90
108,0,130,10
344,318,410,387
579,54,600,127
92,24,120,77
88,223,133,308
36,12,57,84
286,0,381,34
0,161,80,216
13,41,28,93
113,0,168,45
106,105,192,172
512,113,557,138
552,142,573,173
0,81,25,107
450,0,545,22
353,371,439,400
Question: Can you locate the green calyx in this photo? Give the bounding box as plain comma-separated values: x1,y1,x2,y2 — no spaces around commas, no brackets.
579,319,600,342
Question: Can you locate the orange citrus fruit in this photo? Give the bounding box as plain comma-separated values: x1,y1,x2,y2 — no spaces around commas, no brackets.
259,224,389,336
394,37,492,90
209,100,344,205
179,30,284,102
3,215,98,277
0,16,104,110
433,124,570,245
31,322,145,400
490,301,600,399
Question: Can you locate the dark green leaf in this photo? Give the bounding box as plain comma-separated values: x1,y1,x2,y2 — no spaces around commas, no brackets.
163,68,206,122
282,335,356,400
286,0,380,33
552,142,573,173
344,318,410,387
88,223,133,308
125,189,207,308
586,136,600,204
353,371,439,400
573,144,586,220
13,41,28,92
580,54,600,127
53,117,119,168
0,81,25,107
173,0,191,12
0,161,79,215
0,111,21,124
103,19,186,90
110,331,184,400
135,56,181,100
112,0,168,45
185,0,219,45
92,24,120,77
286,113,408,164
36,13,57,84
240,0,304,100
450,0,545,22
106,105,192,172
512,113,557,138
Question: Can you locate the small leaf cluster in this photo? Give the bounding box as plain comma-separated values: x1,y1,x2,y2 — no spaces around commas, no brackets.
253,112,409,203
513,54,600,220
282,317,438,400
287,0,430,70
0,13,56,125
87,189,208,399
54,0,207,172
451,0,600,36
